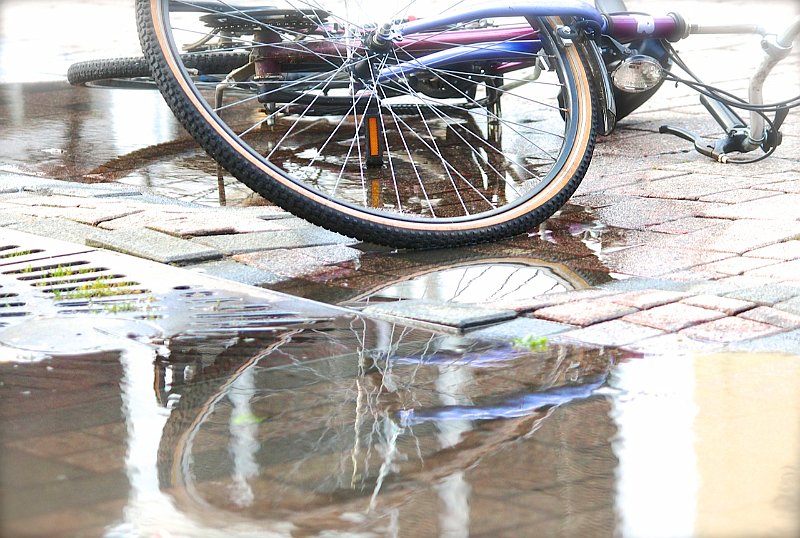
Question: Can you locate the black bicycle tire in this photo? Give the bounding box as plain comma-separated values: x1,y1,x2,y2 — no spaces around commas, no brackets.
67,51,249,86
136,2,597,249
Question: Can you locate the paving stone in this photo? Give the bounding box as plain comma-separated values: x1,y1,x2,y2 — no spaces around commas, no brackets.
660,220,800,254
233,248,324,279
752,179,800,194
592,198,719,230
698,189,780,204
556,320,664,347
192,227,354,254
690,256,777,276
7,217,109,247
465,317,575,342
722,284,800,305
623,302,726,332
86,228,222,265
492,288,620,313
738,306,800,330
701,193,800,220
609,173,753,201
532,300,638,326
744,259,800,281
362,300,517,330
599,277,694,293
608,289,691,309
574,168,689,196
103,211,290,237
662,268,728,282
724,329,800,353
745,240,800,260
679,317,783,343
189,260,284,286
0,210,33,227
572,245,730,278
627,333,723,355
680,294,756,315
774,296,800,317
647,216,727,235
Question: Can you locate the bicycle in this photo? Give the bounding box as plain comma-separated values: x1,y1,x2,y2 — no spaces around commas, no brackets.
71,0,800,248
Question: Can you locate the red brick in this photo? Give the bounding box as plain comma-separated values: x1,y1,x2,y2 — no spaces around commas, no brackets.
680,294,756,315
609,289,690,309
623,302,725,332
679,317,782,343
738,306,800,329
557,320,664,347
746,240,800,260
532,300,637,326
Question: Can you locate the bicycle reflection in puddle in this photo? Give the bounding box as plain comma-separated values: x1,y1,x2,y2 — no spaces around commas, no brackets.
138,314,625,537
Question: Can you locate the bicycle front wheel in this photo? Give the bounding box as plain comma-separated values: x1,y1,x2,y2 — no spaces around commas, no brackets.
136,0,597,248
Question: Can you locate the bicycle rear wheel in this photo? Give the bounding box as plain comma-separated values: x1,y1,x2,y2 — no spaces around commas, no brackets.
136,0,597,248
67,51,248,86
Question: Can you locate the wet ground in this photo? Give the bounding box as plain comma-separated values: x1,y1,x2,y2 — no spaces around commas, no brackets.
2,0,800,536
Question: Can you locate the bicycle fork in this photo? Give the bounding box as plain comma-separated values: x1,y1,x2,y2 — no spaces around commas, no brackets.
660,19,798,162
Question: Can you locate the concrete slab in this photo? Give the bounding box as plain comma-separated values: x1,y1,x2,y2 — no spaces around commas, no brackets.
86,228,223,265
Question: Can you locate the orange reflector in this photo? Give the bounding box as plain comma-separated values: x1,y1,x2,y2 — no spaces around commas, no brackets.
367,117,380,156
370,178,380,207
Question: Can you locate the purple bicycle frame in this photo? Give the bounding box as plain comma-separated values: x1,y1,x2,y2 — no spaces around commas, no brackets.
376,1,684,82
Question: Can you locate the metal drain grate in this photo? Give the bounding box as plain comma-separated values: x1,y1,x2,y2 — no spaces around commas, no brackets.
0,230,348,354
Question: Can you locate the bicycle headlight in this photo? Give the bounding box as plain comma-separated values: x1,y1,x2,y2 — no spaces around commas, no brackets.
611,55,665,93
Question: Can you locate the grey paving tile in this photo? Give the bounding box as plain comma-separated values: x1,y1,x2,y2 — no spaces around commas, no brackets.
555,320,664,348
191,227,354,254
7,217,110,247
362,300,516,330
724,284,800,306
189,260,283,286
724,329,800,353
774,296,800,317
86,228,222,264
738,306,800,330
465,317,575,342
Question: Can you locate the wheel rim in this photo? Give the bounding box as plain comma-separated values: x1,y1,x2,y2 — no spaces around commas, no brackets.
150,0,593,230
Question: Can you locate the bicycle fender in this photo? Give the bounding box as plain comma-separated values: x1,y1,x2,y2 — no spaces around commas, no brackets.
577,39,617,135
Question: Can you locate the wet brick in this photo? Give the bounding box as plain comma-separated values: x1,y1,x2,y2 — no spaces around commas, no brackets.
532,300,638,326
627,333,723,355
745,240,800,260
774,296,800,317
679,294,756,315
744,259,800,281
661,219,800,254
465,316,575,342
679,317,782,343
738,306,800,330
556,320,664,348
189,260,283,286
572,245,729,278
648,216,728,235
622,302,725,332
609,289,691,309
724,329,800,353
690,256,777,276
723,284,800,306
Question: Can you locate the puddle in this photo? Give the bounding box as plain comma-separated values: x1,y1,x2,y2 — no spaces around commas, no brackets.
2,304,798,537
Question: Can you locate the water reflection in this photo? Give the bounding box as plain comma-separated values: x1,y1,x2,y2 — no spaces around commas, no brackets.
2,314,800,536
